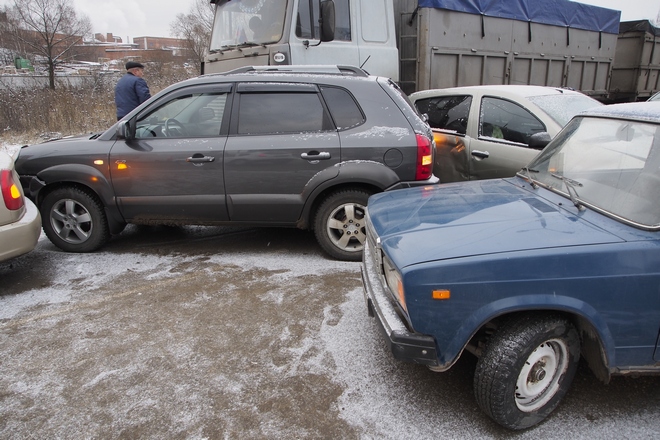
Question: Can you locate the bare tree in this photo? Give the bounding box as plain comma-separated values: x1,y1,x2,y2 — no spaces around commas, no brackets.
4,0,91,89
170,0,214,71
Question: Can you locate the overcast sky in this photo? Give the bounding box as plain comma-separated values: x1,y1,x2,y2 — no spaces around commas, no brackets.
1,0,659,40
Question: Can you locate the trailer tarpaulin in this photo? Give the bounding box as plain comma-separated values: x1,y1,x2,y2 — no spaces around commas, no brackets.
619,20,660,37
417,0,621,34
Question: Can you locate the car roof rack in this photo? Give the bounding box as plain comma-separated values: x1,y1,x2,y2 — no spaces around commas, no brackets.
222,65,369,77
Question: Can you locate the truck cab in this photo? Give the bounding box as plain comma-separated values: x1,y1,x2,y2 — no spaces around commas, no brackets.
203,0,399,80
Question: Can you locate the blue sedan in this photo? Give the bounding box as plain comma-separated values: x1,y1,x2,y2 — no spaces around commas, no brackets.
361,102,660,430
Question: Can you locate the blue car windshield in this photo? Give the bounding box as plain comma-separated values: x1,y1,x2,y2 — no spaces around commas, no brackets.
527,116,660,228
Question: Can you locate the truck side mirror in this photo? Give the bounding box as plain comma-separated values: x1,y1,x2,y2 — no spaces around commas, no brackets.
319,0,335,42
116,120,135,141
528,132,552,150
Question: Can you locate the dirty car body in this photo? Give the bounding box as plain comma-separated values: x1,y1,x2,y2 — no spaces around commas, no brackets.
0,150,41,262
410,85,602,182
15,66,436,261
362,102,660,430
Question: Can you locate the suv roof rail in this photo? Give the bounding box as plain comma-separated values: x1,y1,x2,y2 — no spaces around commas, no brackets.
222,65,369,77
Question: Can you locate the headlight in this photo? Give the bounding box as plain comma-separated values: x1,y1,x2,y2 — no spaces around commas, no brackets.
383,256,406,311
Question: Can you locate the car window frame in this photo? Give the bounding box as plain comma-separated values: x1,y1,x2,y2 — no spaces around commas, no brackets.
229,82,335,136
131,84,233,140
413,94,472,136
478,95,547,148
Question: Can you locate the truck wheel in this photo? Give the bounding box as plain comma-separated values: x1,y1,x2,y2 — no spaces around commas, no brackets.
41,187,110,252
473,314,580,430
313,189,371,261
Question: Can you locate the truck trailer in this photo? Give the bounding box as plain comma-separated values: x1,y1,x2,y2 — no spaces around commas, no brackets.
203,0,622,99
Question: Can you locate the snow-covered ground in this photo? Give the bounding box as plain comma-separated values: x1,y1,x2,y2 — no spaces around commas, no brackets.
1,138,659,438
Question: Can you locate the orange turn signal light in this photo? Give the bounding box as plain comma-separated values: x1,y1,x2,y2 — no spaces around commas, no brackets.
432,289,451,300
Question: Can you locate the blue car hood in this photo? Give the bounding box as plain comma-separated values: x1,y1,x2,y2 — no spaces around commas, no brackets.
367,179,624,268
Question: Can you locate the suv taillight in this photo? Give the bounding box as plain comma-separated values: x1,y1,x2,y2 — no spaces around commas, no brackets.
1,169,25,211
415,134,433,180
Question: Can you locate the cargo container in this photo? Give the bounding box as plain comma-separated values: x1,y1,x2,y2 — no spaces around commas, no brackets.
203,1,660,102
610,20,660,102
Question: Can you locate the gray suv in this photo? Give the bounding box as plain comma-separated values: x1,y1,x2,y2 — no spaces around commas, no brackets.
16,66,436,260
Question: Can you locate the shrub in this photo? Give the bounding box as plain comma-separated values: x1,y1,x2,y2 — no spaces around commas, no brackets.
0,62,198,143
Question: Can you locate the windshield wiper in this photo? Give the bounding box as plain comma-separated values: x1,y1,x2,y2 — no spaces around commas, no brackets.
521,167,539,188
551,173,585,211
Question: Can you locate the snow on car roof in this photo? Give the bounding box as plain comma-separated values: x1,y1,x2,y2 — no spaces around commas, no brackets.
410,85,587,100
580,101,660,122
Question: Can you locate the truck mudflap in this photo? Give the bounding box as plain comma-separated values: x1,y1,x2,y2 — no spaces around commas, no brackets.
361,243,439,366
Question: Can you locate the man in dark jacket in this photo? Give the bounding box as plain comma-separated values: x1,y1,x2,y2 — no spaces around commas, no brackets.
115,61,151,120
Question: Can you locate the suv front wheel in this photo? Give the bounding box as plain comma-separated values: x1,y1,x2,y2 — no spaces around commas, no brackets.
314,189,371,261
41,187,110,253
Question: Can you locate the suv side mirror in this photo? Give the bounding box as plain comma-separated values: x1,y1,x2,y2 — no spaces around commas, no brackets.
116,120,135,141
319,0,335,42
528,132,552,150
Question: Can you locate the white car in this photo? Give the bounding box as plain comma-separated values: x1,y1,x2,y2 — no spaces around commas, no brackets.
0,150,41,262
410,85,603,182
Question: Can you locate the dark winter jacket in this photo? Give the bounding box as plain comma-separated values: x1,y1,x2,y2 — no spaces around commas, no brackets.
114,72,151,119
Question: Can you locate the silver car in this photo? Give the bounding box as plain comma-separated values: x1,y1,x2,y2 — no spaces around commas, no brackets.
0,150,41,262
411,85,603,182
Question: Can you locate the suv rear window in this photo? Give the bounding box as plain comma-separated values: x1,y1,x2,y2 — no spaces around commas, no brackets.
320,86,365,130
238,92,333,134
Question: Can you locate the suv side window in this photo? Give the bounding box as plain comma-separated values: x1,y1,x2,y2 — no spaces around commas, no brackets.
415,95,471,135
296,0,351,41
238,92,334,135
320,86,365,130
480,97,546,145
135,92,228,138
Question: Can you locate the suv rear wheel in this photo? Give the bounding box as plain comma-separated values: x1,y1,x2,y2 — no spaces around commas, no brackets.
314,189,371,261
41,187,110,252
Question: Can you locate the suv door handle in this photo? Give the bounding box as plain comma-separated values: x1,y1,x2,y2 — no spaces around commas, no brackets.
187,154,215,163
471,150,490,159
301,152,331,161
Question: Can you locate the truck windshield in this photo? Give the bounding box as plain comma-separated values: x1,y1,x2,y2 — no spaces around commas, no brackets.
209,0,287,50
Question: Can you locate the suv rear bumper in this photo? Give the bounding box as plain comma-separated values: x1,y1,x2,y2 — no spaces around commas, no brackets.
386,175,439,191
361,240,438,366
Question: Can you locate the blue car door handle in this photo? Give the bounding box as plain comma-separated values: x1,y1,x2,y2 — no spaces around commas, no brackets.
301,152,331,160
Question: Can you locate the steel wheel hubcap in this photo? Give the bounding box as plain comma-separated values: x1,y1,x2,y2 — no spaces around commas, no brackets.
515,339,569,412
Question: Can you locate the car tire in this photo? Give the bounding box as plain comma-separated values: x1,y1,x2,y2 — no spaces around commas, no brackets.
41,187,110,252
473,314,580,430
313,189,371,261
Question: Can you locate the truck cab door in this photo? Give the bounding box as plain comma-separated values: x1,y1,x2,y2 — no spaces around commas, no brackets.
289,0,360,67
